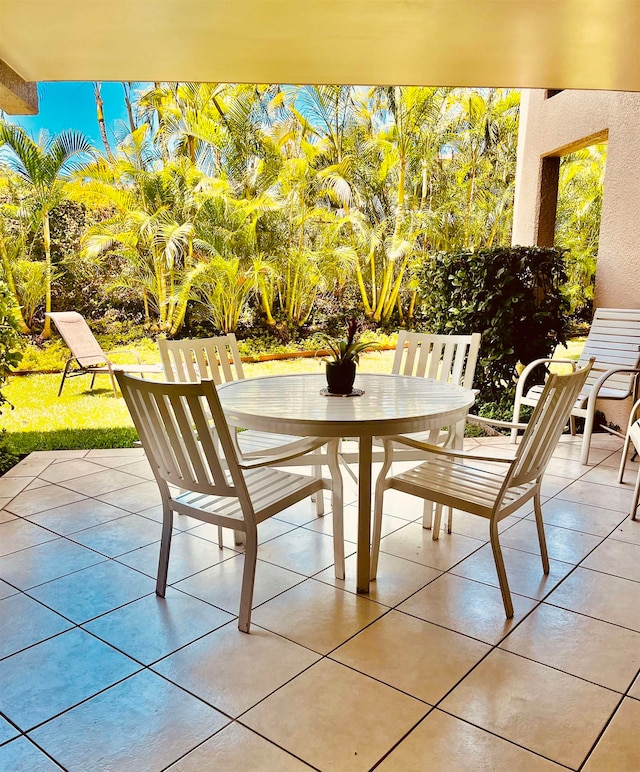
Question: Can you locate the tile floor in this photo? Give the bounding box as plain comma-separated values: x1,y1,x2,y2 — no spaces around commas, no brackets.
0,433,639,771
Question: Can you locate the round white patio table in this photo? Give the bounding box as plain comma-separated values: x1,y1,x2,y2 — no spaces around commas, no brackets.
217,372,476,593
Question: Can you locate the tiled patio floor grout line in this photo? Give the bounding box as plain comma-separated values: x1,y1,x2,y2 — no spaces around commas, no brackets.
577,692,629,772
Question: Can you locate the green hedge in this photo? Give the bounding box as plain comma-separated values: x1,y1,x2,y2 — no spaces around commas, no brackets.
415,245,570,402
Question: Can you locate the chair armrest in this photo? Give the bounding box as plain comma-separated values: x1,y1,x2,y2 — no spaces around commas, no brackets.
382,435,514,464
589,367,640,401
238,436,329,469
467,414,529,431
515,357,577,400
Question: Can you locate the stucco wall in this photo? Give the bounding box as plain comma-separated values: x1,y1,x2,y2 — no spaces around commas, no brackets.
513,89,640,431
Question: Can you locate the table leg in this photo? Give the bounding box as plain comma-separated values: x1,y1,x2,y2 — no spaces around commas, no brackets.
357,435,373,593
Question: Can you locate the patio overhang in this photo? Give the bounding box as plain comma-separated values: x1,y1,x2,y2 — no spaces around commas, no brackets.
1,0,640,115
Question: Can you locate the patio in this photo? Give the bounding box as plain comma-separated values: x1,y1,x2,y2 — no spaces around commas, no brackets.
0,431,639,770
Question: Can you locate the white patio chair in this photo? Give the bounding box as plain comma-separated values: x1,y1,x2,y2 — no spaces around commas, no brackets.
382,330,481,450
116,372,344,633
511,307,640,464
371,359,594,618
158,334,333,516
48,311,162,397
618,397,640,520
368,331,481,533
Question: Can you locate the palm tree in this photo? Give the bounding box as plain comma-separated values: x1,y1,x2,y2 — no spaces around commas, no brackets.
0,123,93,337
556,144,606,316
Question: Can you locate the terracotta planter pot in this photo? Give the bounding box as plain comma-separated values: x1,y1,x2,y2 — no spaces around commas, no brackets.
326,360,356,394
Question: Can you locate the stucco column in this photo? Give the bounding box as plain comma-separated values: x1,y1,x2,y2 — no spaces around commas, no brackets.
512,89,640,433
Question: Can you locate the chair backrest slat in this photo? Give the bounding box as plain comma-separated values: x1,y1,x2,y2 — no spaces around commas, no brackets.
509,360,594,487
159,335,245,385
47,311,108,366
394,331,481,389
116,373,247,507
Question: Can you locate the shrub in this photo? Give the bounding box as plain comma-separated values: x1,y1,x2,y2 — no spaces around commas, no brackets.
415,245,570,402
0,280,24,472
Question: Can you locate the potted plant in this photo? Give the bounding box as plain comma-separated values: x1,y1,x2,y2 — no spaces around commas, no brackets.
321,319,374,394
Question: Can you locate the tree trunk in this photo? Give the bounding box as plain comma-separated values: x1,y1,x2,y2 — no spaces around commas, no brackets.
42,213,52,339
382,255,409,323
257,277,276,326
354,256,372,317
94,82,114,163
123,82,137,133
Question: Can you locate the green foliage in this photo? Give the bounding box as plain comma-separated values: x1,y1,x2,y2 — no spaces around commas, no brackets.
12,259,49,328
0,280,23,469
416,245,570,401
319,319,377,364
0,280,23,408
0,429,18,473
12,340,69,372
555,144,606,320
7,427,138,455
191,256,253,333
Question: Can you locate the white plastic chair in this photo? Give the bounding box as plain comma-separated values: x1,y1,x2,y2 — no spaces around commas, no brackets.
372,359,594,618
618,397,640,520
116,372,344,633
48,311,162,397
369,331,481,533
383,330,481,449
158,334,332,515
512,308,640,464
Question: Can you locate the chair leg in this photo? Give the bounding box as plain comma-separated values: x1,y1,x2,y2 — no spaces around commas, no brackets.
156,503,173,597
631,469,640,521
422,499,434,530
580,394,598,464
58,360,73,396
238,529,258,633
370,446,393,581
489,518,514,618
533,492,550,574
107,366,119,398
217,525,224,549
327,440,345,580
314,462,325,516
618,432,632,483
370,484,385,581
569,415,577,436
511,396,522,444
431,503,443,541
446,505,454,534
422,427,442,531
90,372,97,390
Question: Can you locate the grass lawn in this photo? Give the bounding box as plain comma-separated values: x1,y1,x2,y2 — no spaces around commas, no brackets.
1,340,585,458
1,350,397,456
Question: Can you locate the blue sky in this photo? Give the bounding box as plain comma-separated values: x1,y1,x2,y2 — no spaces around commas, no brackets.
7,82,147,150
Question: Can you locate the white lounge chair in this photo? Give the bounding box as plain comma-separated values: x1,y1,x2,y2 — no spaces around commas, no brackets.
512,307,640,464
48,311,162,397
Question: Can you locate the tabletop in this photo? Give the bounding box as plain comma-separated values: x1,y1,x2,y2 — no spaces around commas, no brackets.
217,372,476,438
